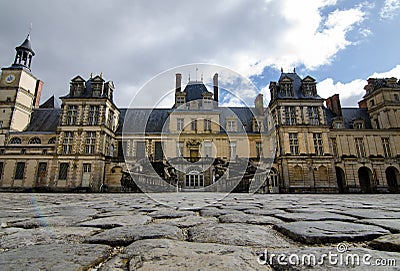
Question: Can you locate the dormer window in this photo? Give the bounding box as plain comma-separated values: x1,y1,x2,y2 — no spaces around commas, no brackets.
92,83,102,97
202,96,212,109
333,120,344,129
176,96,185,108
281,83,293,97
252,118,260,132
303,84,316,96
226,119,236,132
353,120,364,129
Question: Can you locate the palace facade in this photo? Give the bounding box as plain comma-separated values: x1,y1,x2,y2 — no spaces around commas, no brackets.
0,35,399,193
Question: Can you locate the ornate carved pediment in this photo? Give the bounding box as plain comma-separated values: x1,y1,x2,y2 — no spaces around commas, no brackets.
186,139,200,148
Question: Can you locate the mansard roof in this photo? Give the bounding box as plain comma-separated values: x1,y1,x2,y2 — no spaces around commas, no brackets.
274,72,322,100
325,107,372,129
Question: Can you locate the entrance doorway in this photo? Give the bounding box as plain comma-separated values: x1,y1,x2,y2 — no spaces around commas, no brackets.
185,171,204,189
386,167,399,193
36,162,47,187
358,167,372,193
335,167,346,193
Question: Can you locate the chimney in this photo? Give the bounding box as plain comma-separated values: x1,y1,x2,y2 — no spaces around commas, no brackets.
175,73,182,92
326,94,342,117
213,73,218,103
33,79,44,108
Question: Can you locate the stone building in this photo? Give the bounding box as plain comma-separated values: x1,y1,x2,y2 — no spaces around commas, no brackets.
0,34,399,193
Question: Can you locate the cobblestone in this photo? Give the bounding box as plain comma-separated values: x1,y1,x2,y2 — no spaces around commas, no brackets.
0,193,399,270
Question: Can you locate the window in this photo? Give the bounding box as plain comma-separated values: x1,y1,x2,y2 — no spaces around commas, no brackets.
331,138,338,157
229,142,237,160
88,105,99,125
9,137,22,144
83,163,92,173
355,138,366,158
28,137,41,144
185,173,204,188
0,121,3,128
303,84,315,96
107,110,114,129
0,162,3,179
308,107,319,125
176,142,184,157
14,162,25,180
48,137,56,144
204,119,211,131
177,118,184,131
394,94,399,102
382,138,392,158
313,133,323,155
285,106,296,125
374,119,380,129
203,96,212,109
253,118,260,132
289,133,299,155
354,120,364,129
281,83,293,96
191,119,197,131
370,99,375,107
176,96,185,107
58,163,69,180
334,121,343,129
6,97,11,102
62,132,74,154
256,142,262,158
85,132,96,154
203,141,212,157
66,105,78,125
105,136,111,156
227,120,236,132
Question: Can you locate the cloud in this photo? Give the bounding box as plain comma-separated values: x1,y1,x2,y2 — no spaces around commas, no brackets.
317,64,400,106
380,0,400,19
0,0,368,108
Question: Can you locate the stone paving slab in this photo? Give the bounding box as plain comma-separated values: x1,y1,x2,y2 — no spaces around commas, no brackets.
357,219,400,233
273,211,357,222
219,213,282,225
370,234,400,252
0,243,111,271
274,220,391,244
85,224,185,246
78,214,152,229
189,223,293,248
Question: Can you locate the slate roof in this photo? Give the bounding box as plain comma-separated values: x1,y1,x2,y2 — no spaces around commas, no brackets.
25,108,61,132
117,107,258,134
39,95,60,108
325,107,372,129
183,81,212,102
16,34,35,55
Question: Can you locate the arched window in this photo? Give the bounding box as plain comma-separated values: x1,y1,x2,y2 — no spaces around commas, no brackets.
28,137,41,144
48,137,57,144
9,137,22,144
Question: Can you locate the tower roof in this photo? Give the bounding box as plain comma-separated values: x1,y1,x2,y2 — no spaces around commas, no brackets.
16,34,35,56
183,81,211,102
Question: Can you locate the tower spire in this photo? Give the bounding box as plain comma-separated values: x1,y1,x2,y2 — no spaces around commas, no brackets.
11,31,35,72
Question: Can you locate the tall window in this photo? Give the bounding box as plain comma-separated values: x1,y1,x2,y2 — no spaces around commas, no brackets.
256,142,262,158
107,110,114,129
308,107,320,125
331,138,338,157
229,142,237,160
58,163,69,180
0,121,3,128
0,162,4,179
62,132,74,154
382,138,392,158
204,119,211,131
227,120,236,132
355,138,366,158
281,83,293,96
289,133,299,155
177,118,184,131
176,142,184,157
88,105,99,125
394,94,399,102
285,106,296,125
14,162,25,180
66,105,78,125
85,132,96,154
203,141,212,157
191,119,197,131
313,133,323,155
83,163,92,173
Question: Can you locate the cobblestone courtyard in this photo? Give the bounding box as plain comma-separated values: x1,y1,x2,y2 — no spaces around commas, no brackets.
1,193,400,270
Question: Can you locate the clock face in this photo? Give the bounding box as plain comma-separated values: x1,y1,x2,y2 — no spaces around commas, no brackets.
5,74,16,84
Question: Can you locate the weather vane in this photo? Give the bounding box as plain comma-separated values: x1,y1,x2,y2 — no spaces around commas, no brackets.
28,22,32,35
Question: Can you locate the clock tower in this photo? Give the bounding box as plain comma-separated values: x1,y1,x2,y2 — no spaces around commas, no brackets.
0,33,43,138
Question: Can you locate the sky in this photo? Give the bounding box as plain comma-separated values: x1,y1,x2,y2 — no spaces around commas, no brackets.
0,0,400,108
